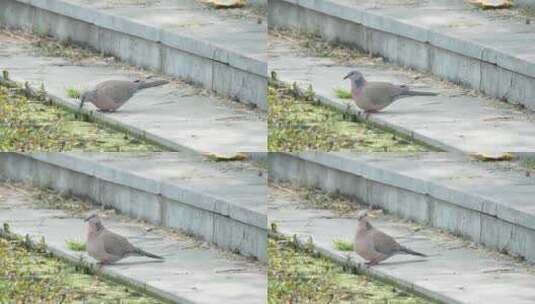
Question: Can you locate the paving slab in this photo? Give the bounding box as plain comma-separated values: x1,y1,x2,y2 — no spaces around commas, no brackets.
269,185,535,304
0,31,266,153
0,152,268,261
269,36,535,154
269,152,535,263
1,0,267,107
0,183,266,304
269,0,535,110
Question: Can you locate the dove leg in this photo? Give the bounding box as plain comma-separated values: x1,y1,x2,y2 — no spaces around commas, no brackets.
365,260,379,266
362,110,377,119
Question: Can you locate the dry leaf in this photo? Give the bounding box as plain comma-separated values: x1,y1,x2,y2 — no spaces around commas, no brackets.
199,0,247,8
203,152,249,161
469,152,517,161
468,0,513,9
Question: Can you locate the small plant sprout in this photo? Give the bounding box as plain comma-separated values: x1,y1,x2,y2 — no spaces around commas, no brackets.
334,87,352,99
3,222,10,233
66,87,81,99
271,222,278,233
66,238,86,251
333,239,354,251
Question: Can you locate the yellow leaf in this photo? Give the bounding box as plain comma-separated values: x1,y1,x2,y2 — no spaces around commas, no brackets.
199,0,247,8
203,152,249,161
468,0,513,9
469,152,517,161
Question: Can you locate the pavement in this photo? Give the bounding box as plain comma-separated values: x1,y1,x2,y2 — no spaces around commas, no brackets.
0,30,267,153
269,36,535,154
269,183,535,304
0,183,267,304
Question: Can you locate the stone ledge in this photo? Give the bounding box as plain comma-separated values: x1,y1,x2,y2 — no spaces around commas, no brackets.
269,0,535,110
269,152,535,263
0,153,267,261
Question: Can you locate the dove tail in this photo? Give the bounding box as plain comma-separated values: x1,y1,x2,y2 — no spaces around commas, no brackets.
137,80,169,90
400,90,437,97
399,246,427,257
134,247,164,259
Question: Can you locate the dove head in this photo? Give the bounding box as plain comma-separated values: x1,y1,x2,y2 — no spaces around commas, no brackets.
356,209,372,231
79,90,96,110
343,70,366,88
85,213,104,235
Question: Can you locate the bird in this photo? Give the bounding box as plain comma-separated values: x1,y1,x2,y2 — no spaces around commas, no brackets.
84,213,163,265
343,70,437,114
353,210,426,266
79,79,169,112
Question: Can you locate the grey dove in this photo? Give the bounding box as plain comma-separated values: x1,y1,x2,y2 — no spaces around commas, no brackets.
79,79,168,112
344,70,437,113
85,213,163,265
354,210,426,265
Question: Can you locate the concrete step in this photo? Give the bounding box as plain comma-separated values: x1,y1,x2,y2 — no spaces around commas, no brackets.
0,183,266,304
1,0,267,108
0,30,266,154
268,152,535,265
269,183,535,304
268,0,535,111
0,152,267,262
268,35,535,155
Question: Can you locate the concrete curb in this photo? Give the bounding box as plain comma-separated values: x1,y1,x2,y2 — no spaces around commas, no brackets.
269,152,535,263
2,74,264,155
1,0,267,109
0,153,267,262
268,0,535,110
269,232,456,304
0,229,187,304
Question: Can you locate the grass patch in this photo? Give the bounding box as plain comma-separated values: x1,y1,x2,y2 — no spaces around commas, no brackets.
66,239,86,252
0,80,164,152
268,237,432,303
268,81,429,152
334,87,352,99
65,87,81,99
333,239,354,251
0,235,163,303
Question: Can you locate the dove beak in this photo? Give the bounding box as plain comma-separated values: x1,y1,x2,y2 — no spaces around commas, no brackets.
343,73,351,80
84,214,95,222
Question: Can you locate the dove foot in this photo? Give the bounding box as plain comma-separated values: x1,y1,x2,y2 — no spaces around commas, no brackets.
365,260,379,267
362,110,377,119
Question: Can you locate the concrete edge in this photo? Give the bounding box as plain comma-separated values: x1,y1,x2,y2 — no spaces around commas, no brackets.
24,152,266,230
271,68,535,158
269,0,535,110
1,0,267,108
290,152,535,232
269,231,456,304
24,0,266,77
278,0,535,80
44,90,194,154
0,228,190,304
0,152,267,261
271,78,455,153
3,74,264,155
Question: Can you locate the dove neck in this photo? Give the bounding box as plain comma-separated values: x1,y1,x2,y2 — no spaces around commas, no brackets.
357,218,372,232
351,78,366,96
88,221,105,237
